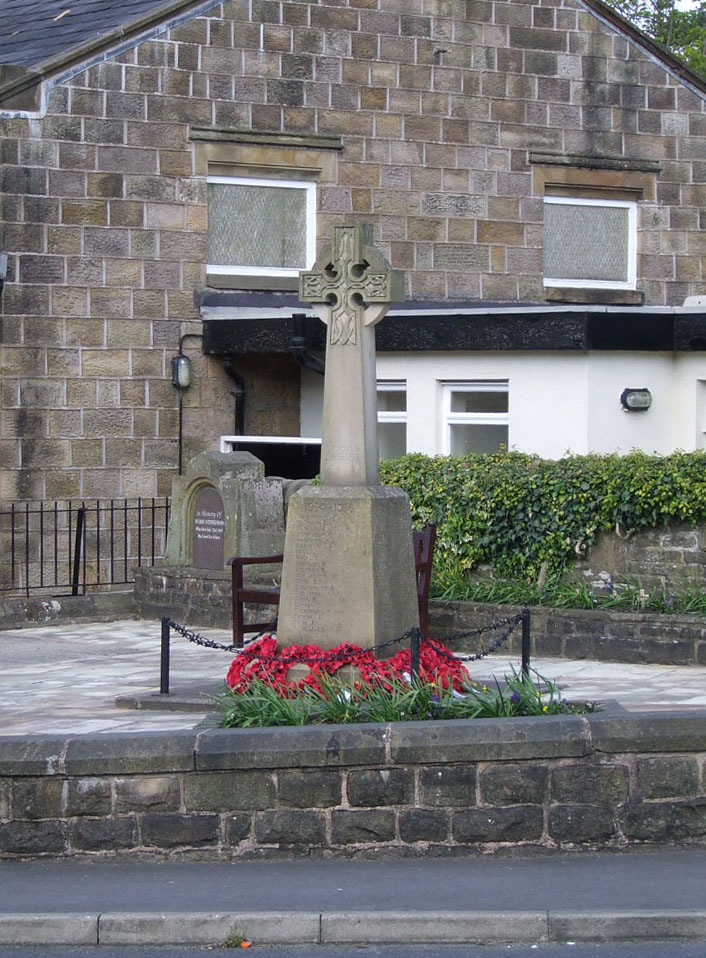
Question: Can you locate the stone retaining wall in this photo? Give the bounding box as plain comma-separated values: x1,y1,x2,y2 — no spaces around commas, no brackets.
574,523,706,593
2,712,705,859
0,591,135,630
133,566,232,630
131,571,706,667
433,602,706,667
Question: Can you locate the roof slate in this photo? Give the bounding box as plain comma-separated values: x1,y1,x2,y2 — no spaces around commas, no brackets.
0,0,179,68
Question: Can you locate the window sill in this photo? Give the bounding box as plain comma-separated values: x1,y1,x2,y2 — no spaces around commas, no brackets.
544,287,644,306
207,273,299,292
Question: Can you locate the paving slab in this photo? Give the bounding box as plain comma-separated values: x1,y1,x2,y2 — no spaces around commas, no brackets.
2,619,706,735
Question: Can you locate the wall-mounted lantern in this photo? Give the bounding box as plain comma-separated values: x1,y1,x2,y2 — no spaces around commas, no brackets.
171,354,192,390
620,387,652,412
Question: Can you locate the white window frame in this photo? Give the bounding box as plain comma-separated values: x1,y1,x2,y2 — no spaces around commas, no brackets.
543,195,637,290
377,380,407,458
441,380,509,455
206,175,317,279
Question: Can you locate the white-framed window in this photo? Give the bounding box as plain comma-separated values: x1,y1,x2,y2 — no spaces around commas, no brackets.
543,196,637,290
207,175,316,279
442,380,509,455
377,380,407,460
697,380,706,450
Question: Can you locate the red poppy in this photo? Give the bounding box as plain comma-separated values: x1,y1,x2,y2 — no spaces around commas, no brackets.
226,635,470,696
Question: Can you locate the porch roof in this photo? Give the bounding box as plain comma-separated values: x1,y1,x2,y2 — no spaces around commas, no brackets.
197,292,706,356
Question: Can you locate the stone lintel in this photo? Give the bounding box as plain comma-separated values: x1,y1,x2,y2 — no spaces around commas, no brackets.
189,127,343,151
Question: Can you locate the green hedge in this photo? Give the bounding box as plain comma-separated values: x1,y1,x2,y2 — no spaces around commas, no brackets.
380,451,706,587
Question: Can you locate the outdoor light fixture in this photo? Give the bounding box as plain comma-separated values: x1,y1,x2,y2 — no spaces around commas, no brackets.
171,354,192,390
172,335,203,476
620,387,652,411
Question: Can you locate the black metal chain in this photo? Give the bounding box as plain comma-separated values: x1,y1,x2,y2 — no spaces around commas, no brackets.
439,613,523,645
167,619,277,654
427,613,522,663
167,615,519,667
168,619,411,663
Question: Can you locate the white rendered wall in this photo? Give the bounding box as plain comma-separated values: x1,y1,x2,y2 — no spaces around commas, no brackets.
376,352,589,459
584,353,673,455
674,355,706,452
299,351,706,459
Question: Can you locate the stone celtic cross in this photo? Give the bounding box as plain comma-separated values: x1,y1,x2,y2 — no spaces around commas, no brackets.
300,224,403,486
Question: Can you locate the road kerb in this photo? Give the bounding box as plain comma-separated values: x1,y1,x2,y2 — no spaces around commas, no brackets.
548,910,706,942
4,909,706,946
98,911,321,945
0,914,97,945
321,911,548,944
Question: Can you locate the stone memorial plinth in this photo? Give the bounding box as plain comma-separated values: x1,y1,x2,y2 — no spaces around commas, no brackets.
277,225,419,651
278,484,417,648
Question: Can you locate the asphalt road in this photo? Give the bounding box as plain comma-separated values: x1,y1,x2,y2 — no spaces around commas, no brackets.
1,944,706,958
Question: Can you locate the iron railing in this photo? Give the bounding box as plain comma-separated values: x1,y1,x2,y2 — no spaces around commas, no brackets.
0,497,170,597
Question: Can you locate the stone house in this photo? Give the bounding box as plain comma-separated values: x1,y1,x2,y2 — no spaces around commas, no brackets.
2,0,706,504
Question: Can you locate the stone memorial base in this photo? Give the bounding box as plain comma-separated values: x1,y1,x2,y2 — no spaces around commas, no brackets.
276,484,419,651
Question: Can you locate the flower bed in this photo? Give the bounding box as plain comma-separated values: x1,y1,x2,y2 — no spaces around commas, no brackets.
221,636,597,728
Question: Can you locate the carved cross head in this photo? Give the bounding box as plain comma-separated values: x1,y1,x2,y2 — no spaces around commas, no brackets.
300,224,404,345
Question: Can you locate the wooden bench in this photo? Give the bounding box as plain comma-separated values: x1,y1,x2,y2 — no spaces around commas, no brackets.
229,522,437,646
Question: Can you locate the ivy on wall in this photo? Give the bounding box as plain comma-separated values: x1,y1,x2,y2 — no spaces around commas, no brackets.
380,451,706,586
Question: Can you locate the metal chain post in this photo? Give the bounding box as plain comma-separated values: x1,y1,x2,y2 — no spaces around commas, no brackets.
160,617,171,695
410,626,421,681
521,605,531,679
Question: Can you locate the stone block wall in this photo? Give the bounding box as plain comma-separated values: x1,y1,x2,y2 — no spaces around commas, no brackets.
3,0,706,499
432,600,706,666
574,523,706,592
133,566,234,629
1,712,705,858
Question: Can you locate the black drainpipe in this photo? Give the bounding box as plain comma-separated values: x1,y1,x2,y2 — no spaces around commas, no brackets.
223,356,246,435
291,312,325,375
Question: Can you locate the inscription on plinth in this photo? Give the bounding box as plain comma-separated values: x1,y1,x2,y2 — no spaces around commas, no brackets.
277,485,418,650
290,532,347,641
192,486,225,570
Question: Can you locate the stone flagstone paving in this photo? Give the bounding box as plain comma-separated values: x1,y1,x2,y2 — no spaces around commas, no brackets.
1,618,705,736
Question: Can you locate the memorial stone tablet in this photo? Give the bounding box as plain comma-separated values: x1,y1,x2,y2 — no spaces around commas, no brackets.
192,486,225,570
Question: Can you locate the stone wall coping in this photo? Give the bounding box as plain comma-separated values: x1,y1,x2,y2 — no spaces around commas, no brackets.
146,565,232,582
2,709,706,777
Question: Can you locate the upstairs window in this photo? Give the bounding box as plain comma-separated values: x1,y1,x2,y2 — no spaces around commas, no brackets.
442,381,509,455
207,175,316,280
543,196,636,290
